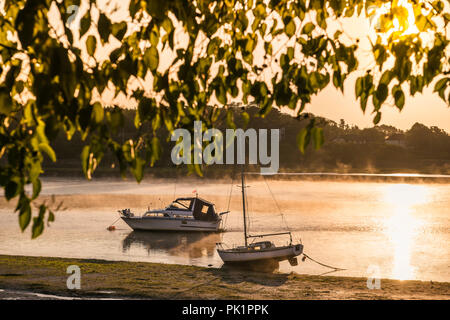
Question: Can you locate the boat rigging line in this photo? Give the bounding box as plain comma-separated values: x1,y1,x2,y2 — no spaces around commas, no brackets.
259,173,346,271
224,169,235,229
262,175,291,234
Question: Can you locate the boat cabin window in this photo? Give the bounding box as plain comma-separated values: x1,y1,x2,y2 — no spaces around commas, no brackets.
201,206,209,214
250,241,273,249
167,199,192,211
144,212,167,217
172,214,193,219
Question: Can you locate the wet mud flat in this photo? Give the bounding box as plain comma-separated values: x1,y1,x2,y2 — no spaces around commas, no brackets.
0,255,448,300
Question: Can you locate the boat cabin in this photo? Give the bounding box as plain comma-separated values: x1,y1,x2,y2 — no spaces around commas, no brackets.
248,241,274,250
166,197,219,221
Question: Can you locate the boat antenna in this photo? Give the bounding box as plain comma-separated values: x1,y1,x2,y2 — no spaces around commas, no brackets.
241,165,248,247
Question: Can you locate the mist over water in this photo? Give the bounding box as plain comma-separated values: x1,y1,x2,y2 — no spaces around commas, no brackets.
0,176,449,282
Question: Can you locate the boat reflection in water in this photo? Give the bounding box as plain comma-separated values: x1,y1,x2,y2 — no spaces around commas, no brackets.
122,231,220,259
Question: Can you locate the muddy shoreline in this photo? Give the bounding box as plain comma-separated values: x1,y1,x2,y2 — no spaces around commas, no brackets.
0,255,448,300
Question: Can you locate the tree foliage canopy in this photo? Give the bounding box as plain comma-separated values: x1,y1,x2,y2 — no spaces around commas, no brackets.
0,0,449,237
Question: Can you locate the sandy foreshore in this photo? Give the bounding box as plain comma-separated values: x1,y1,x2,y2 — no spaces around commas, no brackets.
0,255,448,300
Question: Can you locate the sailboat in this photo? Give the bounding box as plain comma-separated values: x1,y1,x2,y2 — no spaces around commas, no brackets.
216,170,303,266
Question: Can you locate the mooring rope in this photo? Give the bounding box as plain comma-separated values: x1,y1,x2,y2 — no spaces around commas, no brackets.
108,216,121,227
303,253,346,271
106,213,124,231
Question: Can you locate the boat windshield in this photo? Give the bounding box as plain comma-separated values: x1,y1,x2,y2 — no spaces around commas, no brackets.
167,199,191,210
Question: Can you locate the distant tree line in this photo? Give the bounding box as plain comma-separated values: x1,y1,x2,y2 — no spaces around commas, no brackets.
43,107,450,177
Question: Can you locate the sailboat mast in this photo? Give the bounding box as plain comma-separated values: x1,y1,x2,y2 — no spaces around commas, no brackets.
241,167,248,246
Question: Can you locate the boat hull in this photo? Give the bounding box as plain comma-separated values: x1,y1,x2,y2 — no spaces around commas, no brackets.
218,244,303,263
121,217,221,232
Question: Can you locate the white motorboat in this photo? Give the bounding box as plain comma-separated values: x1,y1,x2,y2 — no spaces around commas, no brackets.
217,170,303,266
120,197,228,232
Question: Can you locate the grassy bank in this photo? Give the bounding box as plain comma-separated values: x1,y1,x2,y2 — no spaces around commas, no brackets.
0,255,448,300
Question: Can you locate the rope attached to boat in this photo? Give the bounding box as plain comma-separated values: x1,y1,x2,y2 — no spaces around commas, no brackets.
302,253,346,271
106,216,122,231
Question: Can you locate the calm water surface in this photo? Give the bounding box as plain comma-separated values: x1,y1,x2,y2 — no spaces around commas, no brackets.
0,177,449,282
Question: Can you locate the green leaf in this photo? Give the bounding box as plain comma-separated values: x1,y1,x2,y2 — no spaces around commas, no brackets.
301,23,315,35
38,143,56,162
150,137,161,166
285,18,296,37
48,210,55,223
333,30,342,39
112,22,127,41
296,128,310,154
81,145,91,179
15,81,24,94
373,111,381,125
15,5,35,49
19,204,31,231
380,70,392,85
241,111,250,128
31,178,41,200
360,93,368,113
216,82,227,105
31,216,44,239
375,83,388,104
92,103,104,123
355,77,363,97
287,47,294,60
36,118,49,145
144,46,159,72
86,35,97,56
79,12,91,38
98,13,112,44
162,18,174,34
434,78,448,92
5,181,19,200
393,85,405,110
312,127,324,150
0,87,13,115
131,157,145,182
138,97,153,120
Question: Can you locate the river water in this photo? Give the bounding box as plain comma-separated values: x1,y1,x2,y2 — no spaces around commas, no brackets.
0,176,449,282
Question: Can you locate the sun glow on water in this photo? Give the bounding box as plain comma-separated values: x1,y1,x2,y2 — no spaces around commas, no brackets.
382,184,429,280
